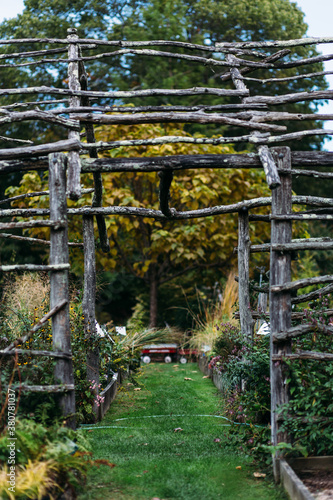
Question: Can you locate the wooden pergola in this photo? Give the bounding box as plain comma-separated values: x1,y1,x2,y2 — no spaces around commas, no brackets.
0,29,332,479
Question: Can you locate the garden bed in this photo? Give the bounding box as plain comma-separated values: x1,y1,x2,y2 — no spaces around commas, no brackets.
281,457,333,500
197,354,230,393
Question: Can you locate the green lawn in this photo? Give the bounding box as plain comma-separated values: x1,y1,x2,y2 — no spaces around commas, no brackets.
79,363,286,500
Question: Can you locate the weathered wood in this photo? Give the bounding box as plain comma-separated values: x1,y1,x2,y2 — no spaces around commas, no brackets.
251,213,333,222
2,152,333,177
245,69,333,84
67,28,82,200
0,188,94,206
0,220,65,230
82,215,99,419
269,147,292,481
0,349,72,359
1,194,332,223
0,48,281,69
292,283,333,305
279,459,315,500
271,241,333,252
234,237,333,253
79,58,109,253
14,384,75,393
2,34,333,48
0,136,33,144
273,323,333,342
237,208,254,342
0,264,70,272
245,90,333,106
158,170,174,217
83,133,256,150
272,351,333,361
289,456,333,472
1,98,69,110
0,110,79,130
51,103,270,115
216,36,333,49
271,274,333,293
272,214,333,221
0,138,80,160
3,299,68,352
0,46,68,60
72,111,286,132
49,152,75,427
226,53,281,192
221,49,290,82
258,145,281,189
0,85,250,99
0,232,83,247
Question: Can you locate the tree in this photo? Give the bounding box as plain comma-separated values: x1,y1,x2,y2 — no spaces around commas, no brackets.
7,121,272,326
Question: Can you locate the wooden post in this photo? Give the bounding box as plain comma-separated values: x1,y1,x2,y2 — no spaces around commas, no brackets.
270,147,292,481
67,28,81,200
238,207,254,342
82,215,99,417
49,153,76,428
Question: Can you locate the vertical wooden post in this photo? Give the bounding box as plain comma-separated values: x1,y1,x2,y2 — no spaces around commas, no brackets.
238,207,254,342
270,147,292,481
67,27,81,200
82,215,99,416
49,153,76,428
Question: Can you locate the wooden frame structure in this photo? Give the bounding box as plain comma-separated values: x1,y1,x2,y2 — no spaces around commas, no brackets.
0,29,332,475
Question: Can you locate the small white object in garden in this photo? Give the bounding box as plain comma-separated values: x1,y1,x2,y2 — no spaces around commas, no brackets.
257,322,270,336
115,326,126,335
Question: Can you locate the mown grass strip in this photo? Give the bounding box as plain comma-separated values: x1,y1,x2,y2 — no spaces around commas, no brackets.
79,363,286,500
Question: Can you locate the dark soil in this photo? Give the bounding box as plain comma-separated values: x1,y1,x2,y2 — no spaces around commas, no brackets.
298,470,333,499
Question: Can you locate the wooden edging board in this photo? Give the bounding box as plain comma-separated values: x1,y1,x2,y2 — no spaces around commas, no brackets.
280,459,315,500
281,456,333,500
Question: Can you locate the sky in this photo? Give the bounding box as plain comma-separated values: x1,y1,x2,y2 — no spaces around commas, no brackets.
1,0,333,150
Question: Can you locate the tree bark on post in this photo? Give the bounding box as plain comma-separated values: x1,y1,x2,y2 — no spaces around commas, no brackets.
67,28,81,200
49,152,76,428
238,207,254,342
269,147,292,481
82,215,99,417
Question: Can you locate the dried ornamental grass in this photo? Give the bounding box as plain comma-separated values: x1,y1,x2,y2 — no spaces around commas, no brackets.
1,273,49,336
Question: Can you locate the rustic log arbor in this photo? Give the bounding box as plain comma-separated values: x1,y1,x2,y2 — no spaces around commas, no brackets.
0,30,332,473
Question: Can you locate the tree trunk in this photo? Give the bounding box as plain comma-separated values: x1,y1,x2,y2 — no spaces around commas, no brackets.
149,265,159,328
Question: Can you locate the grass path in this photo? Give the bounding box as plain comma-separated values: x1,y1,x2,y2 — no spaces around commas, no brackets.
79,363,286,500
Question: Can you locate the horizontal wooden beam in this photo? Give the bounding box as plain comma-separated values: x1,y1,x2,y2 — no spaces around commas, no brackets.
0,139,80,160
0,264,70,272
271,275,333,293
1,151,333,176
13,384,74,392
272,350,333,361
292,283,333,305
0,219,66,230
273,323,333,342
271,241,333,252
234,237,333,253
0,233,83,247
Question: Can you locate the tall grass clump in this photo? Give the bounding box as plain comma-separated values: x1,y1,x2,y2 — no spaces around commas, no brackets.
1,273,49,338
189,272,239,353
